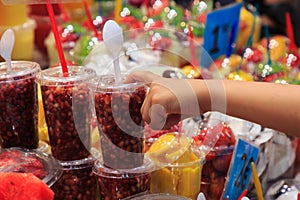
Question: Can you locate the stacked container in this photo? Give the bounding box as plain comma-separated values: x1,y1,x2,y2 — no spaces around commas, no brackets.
36,65,98,199
93,74,153,199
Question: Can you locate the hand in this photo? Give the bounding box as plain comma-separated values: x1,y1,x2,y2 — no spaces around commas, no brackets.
124,71,201,130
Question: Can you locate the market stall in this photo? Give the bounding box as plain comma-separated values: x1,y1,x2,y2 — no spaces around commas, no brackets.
0,0,300,199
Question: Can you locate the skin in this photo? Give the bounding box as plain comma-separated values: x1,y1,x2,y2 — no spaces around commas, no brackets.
124,71,300,137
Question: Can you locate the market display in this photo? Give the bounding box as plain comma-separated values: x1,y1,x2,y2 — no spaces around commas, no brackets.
0,0,300,200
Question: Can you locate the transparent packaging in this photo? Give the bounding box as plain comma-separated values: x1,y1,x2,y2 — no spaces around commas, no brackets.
0,61,40,149
94,74,146,169
36,65,97,161
51,155,98,200
148,133,205,200
0,147,62,187
93,157,153,200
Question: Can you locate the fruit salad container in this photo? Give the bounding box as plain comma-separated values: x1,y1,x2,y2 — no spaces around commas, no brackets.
0,147,62,187
93,156,153,200
0,61,41,149
51,156,98,200
192,116,237,200
94,74,146,169
36,65,97,161
147,133,205,200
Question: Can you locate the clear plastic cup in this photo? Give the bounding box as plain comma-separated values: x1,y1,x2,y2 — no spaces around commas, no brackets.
51,155,98,200
0,147,62,187
36,65,97,161
0,19,36,61
200,146,235,200
94,74,147,169
93,157,153,200
0,61,41,149
150,154,204,200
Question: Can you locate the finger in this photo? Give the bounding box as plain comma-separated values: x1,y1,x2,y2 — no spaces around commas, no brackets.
141,92,151,124
147,104,167,130
123,71,161,85
163,114,190,130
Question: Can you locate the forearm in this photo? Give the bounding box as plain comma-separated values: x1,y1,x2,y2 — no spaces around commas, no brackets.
191,79,300,137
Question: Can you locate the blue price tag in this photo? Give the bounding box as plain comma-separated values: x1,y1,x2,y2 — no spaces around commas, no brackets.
200,3,242,68
222,138,259,200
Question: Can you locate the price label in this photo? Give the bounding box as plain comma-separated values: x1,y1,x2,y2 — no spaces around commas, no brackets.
200,3,242,68
222,138,260,200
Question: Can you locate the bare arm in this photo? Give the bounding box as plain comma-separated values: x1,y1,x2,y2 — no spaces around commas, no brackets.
125,71,300,137
193,79,300,136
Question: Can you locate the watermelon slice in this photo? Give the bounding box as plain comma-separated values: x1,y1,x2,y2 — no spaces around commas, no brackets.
0,172,54,200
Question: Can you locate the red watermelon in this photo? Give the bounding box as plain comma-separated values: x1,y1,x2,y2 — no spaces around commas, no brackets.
0,172,54,200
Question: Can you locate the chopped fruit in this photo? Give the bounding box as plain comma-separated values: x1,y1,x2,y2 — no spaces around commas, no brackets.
0,172,54,200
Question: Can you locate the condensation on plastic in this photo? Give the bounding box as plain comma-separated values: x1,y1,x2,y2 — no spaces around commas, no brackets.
1,0,80,5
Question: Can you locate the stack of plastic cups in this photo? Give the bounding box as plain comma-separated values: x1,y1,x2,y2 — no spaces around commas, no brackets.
0,2,36,61
36,65,99,199
93,74,153,200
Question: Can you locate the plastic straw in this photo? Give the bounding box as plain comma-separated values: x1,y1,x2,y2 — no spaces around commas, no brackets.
114,0,122,24
144,0,149,16
58,3,70,22
226,20,238,58
238,189,248,200
47,0,68,76
265,25,271,66
188,23,198,68
83,0,100,38
285,12,298,52
245,6,258,48
238,8,258,72
251,162,264,200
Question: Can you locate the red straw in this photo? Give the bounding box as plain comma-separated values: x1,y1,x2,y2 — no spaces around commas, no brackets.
83,0,100,38
188,24,198,68
285,12,298,52
238,189,248,200
297,192,300,200
58,3,70,22
47,0,68,76
144,0,149,16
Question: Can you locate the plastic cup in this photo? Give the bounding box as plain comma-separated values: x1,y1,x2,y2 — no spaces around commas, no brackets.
36,65,97,161
94,74,146,169
93,157,153,200
51,155,98,200
0,61,40,149
200,146,235,200
0,147,62,187
0,19,36,61
150,155,204,200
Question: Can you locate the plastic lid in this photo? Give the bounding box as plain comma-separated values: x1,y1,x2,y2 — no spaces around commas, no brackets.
58,147,100,170
36,65,96,86
0,61,40,81
0,147,62,187
95,73,145,93
93,156,154,178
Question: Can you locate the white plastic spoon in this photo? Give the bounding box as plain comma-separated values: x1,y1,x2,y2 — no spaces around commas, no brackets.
0,29,15,72
103,20,123,84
